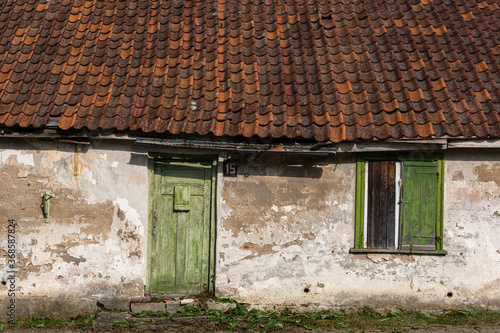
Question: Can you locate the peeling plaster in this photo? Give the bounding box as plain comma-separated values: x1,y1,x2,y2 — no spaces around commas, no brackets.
1,141,499,316
216,152,500,311
474,162,500,186
114,198,144,235
0,140,148,304
0,150,35,166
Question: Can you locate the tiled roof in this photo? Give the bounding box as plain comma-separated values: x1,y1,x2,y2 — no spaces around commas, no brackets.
0,0,500,142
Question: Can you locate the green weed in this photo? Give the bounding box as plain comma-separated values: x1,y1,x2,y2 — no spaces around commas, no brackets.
0,305,498,332
417,311,437,320
173,305,204,316
113,318,132,328
15,316,64,329
150,293,164,301
132,310,168,317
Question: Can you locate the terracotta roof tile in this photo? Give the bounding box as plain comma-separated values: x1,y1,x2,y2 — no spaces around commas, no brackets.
1,0,500,141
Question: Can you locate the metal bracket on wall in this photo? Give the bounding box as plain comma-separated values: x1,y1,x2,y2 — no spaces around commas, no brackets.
40,191,55,223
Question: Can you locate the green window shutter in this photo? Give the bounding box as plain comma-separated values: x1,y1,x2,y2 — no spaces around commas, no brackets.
400,160,439,251
354,156,366,249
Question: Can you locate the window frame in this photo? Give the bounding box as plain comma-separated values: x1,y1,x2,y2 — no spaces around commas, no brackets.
351,153,447,255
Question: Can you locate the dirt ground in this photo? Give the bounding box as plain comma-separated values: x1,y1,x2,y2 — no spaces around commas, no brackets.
390,326,500,332
5,326,500,332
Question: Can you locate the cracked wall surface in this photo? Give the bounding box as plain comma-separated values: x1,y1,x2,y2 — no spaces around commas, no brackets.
0,139,150,318
0,140,499,317
216,151,500,311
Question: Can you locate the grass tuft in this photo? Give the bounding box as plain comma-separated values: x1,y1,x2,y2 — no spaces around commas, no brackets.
0,305,498,332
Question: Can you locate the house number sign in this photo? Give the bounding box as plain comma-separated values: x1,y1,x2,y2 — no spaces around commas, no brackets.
223,159,237,177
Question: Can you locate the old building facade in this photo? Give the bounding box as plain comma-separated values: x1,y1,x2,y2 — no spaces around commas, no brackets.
1,0,500,318
1,138,499,318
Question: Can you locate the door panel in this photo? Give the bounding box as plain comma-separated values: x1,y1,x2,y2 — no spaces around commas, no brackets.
148,158,215,295
367,160,397,249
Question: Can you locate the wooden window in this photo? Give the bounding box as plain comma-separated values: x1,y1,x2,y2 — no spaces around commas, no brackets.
353,155,446,255
366,160,398,249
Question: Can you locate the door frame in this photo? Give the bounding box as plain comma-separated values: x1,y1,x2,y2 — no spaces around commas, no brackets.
146,153,217,295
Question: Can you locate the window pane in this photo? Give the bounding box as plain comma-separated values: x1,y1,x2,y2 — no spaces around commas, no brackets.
367,161,396,249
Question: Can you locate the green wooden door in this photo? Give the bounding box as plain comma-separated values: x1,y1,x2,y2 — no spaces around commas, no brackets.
148,157,215,295
400,160,438,251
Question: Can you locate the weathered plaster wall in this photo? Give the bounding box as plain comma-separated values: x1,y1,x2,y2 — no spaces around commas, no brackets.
443,150,500,309
1,139,498,317
216,151,500,311
0,139,151,318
